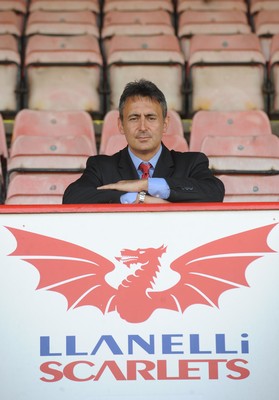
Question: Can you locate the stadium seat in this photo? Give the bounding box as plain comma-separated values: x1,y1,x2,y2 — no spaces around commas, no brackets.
0,0,27,14
177,0,248,13
190,110,273,151
250,0,279,14
219,174,279,202
23,34,104,116
201,134,279,173
102,10,175,55
269,33,279,116
0,10,24,36
25,10,99,37
106,34,185,114
190,110,279,174
103,0,174,13
0,34,21,116
253,10,279,60
187,34,267,115
29,0,100,13
178,10,251,60
0,113,8,159
0,113,8,203
99,109,188,155
5,172,82,204
7,109,97,176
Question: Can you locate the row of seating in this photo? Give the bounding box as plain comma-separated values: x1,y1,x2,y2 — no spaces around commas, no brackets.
1,108,279,204
2,1,279,118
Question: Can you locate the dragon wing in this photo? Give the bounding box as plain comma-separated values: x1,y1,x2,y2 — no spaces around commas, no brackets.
6,227,117,314
150,223,277,313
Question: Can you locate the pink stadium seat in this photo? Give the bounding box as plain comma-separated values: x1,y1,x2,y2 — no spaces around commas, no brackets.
99,109,188,155
190,110,273,151
0,113,8,159
102,10,175,54
219,174,279,202
0,0,27,13
29,0,100,13
25,10,99,37
11,109,96,143
187,34,266,114
103,0,174,13
0,34,21,115
190,110,279,174
253,10,279,60
178,10,251,60
269,33,279,115
0,11,24,36
24,34,103,115
177,0,248,13
250,0,279,14
5,173,82,204
107,34,185,114
0,113,8,203
201,134,279,173
7,109,97,175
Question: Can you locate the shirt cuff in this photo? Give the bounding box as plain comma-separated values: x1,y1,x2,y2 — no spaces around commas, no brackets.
148,178,170,199
120,192,138,204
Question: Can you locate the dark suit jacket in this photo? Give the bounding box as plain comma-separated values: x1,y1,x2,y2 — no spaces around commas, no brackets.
62,144,225,204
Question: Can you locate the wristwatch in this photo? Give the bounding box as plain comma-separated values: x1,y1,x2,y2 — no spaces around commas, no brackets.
138,191,146,203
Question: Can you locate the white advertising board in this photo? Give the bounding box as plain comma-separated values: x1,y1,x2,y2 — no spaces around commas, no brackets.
0,207,278,400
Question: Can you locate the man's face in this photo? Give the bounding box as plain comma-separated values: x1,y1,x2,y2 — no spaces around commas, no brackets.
118,96,169,160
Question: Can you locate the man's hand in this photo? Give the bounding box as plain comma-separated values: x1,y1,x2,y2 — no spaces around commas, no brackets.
140,195,169,204
97,179,148,193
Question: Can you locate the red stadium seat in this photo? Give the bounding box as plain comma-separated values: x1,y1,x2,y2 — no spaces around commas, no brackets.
269,33,279,116
0,10,24,36
190,110,279,174
25,10,99,37
102,10,175,54
24,34,103,115
250,0,279,14
107,34,185,114
29,0,100,13
0,113,8,203
7,110,97,176
103,0,174,13
187,34,266,114
190,110,273,151
0,0,27,13
0,34,21,115
5,173,82,204
178,10,251,60
253,10,279,60
177,0,248,13
219,174,279,202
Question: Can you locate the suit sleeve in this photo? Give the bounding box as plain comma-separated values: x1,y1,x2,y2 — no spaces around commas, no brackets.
63,156,126,204
165,152,225,203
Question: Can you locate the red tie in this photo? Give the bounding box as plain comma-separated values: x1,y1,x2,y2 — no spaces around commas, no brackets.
139,162,151,179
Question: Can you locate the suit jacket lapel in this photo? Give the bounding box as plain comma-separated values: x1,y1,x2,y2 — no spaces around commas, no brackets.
118,147,139,179
118,144,174,179
153,144,174,177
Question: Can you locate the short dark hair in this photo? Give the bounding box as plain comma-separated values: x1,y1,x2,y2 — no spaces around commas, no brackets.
118,79,168,120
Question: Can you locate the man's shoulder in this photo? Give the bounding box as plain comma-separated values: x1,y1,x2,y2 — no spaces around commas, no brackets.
87,148,126,164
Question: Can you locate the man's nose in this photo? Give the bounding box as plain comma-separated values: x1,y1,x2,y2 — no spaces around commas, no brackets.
139,116,147,130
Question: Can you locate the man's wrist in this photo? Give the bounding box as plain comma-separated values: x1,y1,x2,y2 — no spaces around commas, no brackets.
138,191,146,203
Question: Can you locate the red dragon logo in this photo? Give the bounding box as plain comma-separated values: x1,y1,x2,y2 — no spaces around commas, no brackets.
6,223,277,323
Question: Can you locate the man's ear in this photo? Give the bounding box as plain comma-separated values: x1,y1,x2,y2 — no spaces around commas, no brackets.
118,117,125,135
163,115,170,134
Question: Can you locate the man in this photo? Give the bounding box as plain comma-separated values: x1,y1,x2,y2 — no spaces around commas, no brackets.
63,79,224,204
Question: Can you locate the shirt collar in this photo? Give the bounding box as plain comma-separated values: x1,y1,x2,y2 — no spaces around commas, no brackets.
128,145,162,170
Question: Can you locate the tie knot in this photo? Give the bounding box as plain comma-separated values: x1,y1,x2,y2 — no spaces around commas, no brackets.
139,162,151,179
